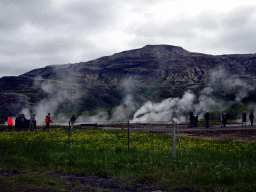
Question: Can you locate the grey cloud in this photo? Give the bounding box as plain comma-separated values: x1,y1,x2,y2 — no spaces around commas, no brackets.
217,30,256,53
182,6,256,55
63,1,117,31
1,0,256,78
0,0,59,30
222,6,256,28
0,64,31,77
132,17,197,39
0,35,95,58
127,5,256,55
0,0,119,79
195,12,220,31
209,6,256,53
127,11,221,49
0,2,25,31
0,38,107,78
0,0,115,33
25,38,95,56
127,37,158,50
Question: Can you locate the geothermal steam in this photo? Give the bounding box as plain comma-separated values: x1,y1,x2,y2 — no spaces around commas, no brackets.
131,67,255,123
17,67,256,125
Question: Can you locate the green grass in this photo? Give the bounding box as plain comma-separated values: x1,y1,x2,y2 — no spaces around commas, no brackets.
0,128,256,191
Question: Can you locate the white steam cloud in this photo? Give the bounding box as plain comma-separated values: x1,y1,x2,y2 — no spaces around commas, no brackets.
16,66,256,125
131,67,255,123
75,77,141,123
20,76,81,125
208,66,254,102
131,91,195,123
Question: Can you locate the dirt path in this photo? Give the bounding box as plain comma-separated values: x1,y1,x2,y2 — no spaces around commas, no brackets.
102,123,256,142
0,169,164,192
132,125,256,142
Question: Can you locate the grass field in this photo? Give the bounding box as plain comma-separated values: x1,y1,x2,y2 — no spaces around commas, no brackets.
1,128,256,191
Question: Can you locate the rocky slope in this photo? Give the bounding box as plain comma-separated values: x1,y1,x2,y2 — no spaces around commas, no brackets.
0,44,256,122
20,44,256,85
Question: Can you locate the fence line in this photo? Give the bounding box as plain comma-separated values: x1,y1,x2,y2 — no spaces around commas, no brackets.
1,120,255,158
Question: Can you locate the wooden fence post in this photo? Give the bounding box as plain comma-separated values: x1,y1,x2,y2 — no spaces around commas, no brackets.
172,120,176,157
128,121,130,151
177,123,182,157
68,121,71,149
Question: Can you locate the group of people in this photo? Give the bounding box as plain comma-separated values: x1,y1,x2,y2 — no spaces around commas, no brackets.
188,112,199,128
189,112,209,128
44,113,76,130
220,113,227,128
43,113,76,130
7,114,36,131
6,113,76,131
242,111,254,126
15,114,27,130
6,111,255,130
188,111,255,128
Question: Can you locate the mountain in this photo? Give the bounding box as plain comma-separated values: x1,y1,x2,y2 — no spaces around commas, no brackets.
20,44,256,84
1,44,256,123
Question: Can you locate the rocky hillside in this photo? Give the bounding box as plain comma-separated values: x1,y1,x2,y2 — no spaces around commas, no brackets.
20,44,256,85
1,44,256,122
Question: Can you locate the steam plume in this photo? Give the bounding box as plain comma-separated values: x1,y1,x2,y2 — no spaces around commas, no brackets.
131,67,255,123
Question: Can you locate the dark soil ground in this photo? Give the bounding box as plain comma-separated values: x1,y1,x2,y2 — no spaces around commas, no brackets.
0,169,161,192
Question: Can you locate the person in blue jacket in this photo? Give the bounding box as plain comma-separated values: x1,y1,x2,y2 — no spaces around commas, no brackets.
220,114,223,128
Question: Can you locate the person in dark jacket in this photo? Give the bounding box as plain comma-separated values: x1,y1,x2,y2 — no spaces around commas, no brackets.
222,113,227,127
193,114,198,127
20,114,26,129
249,112,254,126
70,114,76,129
204,112,209,128
189,112,194,128
242,111,247,126
15,114,22,131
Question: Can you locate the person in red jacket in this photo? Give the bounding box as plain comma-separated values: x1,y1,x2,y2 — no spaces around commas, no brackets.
44,113,53,130
7,115,13,131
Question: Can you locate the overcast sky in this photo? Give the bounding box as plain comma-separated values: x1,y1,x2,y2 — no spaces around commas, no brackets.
1,0,256,78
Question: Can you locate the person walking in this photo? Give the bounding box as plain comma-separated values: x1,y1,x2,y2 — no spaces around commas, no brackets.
7,115,13,131
204,112,209,128
220,113,223,128
242,111,247,126
15,114,22,131
193,114,198,127
44,113,53,130
223,113,227,127
29,114,36,130
20,114,26,130
249,112,254,126
189,112,194,128
70,114,76,129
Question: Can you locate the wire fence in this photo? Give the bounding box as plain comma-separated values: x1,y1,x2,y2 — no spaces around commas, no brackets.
1,120,256,159
1,118,255,131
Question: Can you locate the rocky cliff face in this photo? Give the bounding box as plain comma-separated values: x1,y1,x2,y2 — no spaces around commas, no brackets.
1,44,256,122
20,44,256,85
